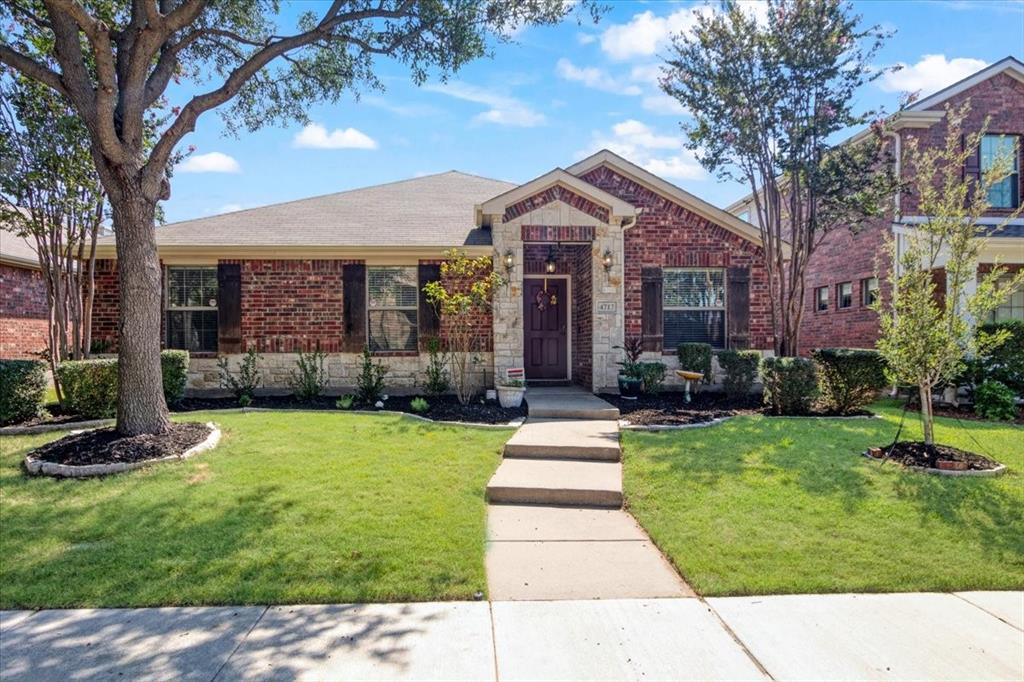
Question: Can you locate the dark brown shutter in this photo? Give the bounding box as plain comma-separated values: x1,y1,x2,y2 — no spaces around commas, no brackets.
727,266,750,349
217,263,242,353
418,263,441,347
342,263,367,352
963,133,981,204
640,266,663,351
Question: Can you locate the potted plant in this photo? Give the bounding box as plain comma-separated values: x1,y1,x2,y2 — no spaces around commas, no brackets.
496,378,526,408
614,337,645,399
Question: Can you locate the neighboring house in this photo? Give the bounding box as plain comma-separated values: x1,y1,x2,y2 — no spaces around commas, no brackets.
91,150,773,394
0,226,49,359
728,56,1024,354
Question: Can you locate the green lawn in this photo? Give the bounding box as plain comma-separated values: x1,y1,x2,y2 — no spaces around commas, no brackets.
623,400,1024,596
0,411,508,608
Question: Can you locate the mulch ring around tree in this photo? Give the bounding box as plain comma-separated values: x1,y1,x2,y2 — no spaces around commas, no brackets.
175,394,525,425
867,441,1005,475
601,391,871,426
28,422,212,467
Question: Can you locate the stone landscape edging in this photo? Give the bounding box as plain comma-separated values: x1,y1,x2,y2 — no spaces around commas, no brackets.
0,418,114,436
24,422,221,478
620,416,733,431
860,452,1008,477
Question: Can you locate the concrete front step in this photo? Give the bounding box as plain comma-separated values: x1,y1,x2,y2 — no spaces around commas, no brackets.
525,387,620,420
486,459,623,508
503,419,620,461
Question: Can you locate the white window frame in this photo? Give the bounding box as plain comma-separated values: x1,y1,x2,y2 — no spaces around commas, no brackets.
663,267,727,349
815,285,830,312
164,265,219,352
366,265,419,352
837,281,853,309
981,134,1020,209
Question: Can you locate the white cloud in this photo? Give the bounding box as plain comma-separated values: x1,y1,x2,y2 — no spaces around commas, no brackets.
218,203,244,214
641,93,689,116
878,54,988,96
576,32,596,45
555,58,642,95
293,123,378,149
178,152,240,174
599,2,766,61
425,82,545,127
578,119,704,181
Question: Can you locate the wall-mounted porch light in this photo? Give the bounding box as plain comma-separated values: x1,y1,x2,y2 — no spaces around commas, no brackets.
602,249,614,272
503,249,515,272
544,246,557,274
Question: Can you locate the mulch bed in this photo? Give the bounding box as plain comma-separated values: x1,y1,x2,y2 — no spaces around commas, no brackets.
600,391,870,426
873,441,1003,471
175,394,524,425
925,403,1024,425
600,391,762,425
28,422,211,466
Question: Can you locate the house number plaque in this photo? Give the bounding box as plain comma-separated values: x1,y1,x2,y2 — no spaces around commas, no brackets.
597,302,617,314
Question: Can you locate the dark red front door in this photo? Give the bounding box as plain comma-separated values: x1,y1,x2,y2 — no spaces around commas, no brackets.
524,278,568,381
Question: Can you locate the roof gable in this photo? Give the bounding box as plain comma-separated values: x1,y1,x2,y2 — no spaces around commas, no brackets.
907,56,1024,112
479,169,636,223
568,149,765,247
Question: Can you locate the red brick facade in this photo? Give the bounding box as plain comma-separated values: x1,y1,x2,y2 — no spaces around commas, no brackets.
0,263,49,359
505,185,610,224
581,166,774,350
90,257,493,355
801,71,1023,353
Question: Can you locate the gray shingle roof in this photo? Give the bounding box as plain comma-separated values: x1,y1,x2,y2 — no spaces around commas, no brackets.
0,225,39,268
98,171,515,248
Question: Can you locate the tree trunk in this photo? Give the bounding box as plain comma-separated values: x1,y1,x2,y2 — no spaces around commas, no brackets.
918,384,934,448
111,192,169,435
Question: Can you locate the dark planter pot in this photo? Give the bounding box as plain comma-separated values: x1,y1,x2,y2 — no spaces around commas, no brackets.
618,374,643,399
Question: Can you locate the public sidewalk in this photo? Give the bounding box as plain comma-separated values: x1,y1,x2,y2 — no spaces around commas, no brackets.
2,591,1021,681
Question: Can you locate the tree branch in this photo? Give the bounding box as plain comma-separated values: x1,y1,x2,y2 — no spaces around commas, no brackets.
0,46,68,98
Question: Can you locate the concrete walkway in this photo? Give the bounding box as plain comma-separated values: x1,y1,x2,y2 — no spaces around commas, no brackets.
3,592,1021,681
484,386,691,600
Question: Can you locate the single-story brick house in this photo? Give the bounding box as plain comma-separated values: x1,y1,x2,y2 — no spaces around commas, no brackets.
90,150,774,394
0,226,49,359
729,55,1024,354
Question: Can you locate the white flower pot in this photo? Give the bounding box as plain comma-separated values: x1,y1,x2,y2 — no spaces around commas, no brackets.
497,386,526,408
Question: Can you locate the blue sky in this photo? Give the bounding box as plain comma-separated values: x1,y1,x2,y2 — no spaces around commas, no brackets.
163,0,1024,223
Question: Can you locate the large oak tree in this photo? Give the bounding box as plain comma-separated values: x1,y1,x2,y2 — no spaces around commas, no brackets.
1,0,592,435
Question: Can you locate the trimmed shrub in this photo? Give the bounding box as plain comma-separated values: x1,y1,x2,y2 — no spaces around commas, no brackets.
58,358,118,418
812,348,887,414
423,337,450,396
974,380,1018,421
161,350,189,406
410,397,430,414
717,350,761,400
356,346,388,405
218,347,262,402
639,361,667,394
676,343,712,383
974,320,1024,397
289,350,328,402
761,356,818,415
0,359,47,425
58,351,191,418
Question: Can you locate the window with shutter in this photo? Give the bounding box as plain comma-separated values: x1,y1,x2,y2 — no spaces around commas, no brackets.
367,266,419,351
981,134,1020,209
663,268,726,348
165,266,219,352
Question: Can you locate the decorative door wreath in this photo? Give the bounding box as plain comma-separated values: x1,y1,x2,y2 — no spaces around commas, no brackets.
534,278,558,312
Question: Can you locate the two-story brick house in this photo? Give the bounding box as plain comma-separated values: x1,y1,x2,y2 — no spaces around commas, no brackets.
89,150,774,394
728,56,1024,354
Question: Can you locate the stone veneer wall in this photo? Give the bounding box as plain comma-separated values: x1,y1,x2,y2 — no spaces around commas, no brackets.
492,201,625,391
188,351,494,394
0,263,49,359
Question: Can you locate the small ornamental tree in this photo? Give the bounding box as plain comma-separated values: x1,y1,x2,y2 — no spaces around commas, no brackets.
872,103,1024,447
661,0,898,356
423,249,505,404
